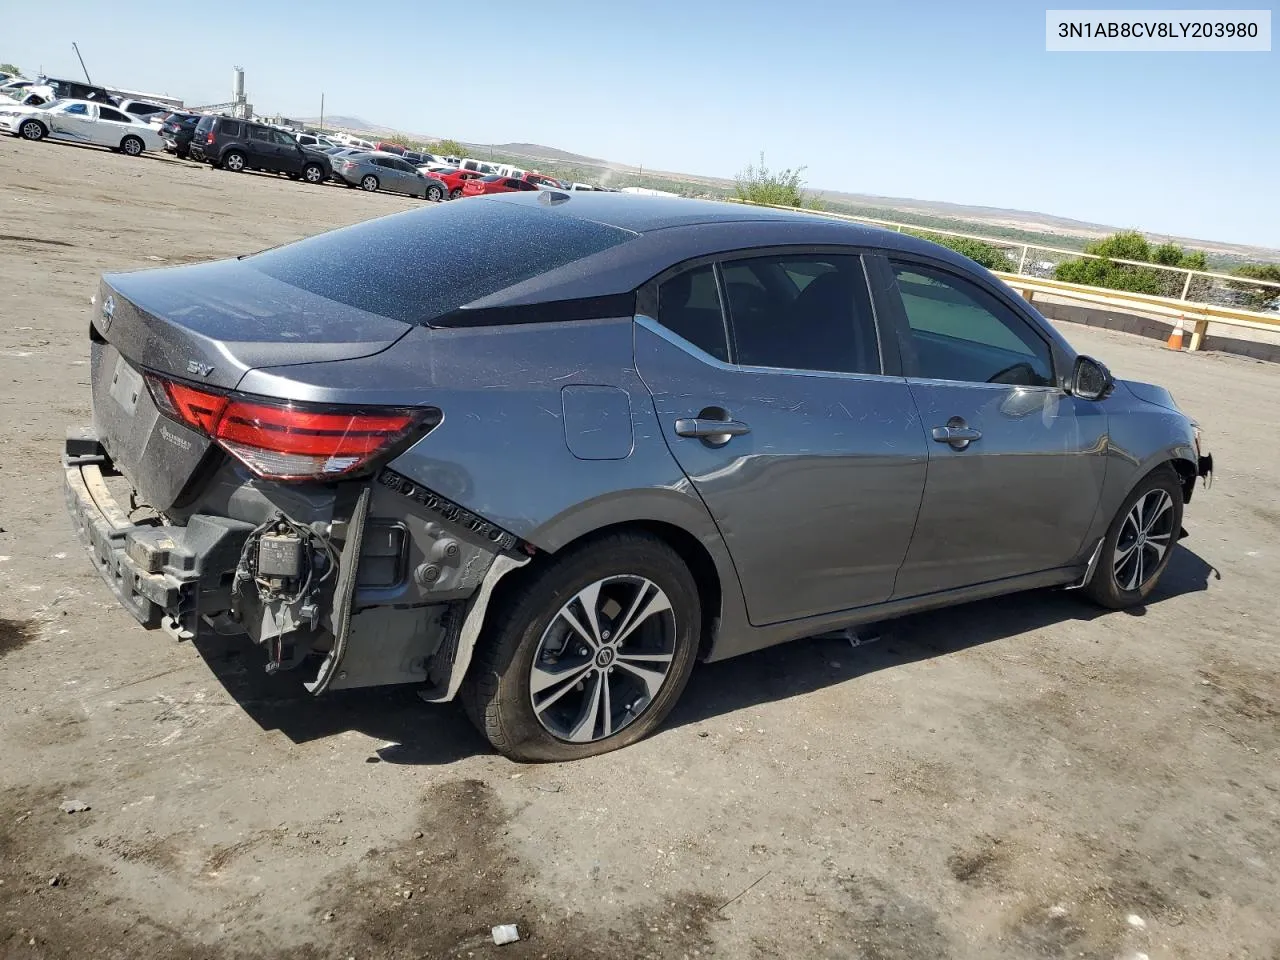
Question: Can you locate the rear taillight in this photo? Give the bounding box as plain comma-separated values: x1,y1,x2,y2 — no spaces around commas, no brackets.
205,131,215,144
145,374,438,482
341,160,354,169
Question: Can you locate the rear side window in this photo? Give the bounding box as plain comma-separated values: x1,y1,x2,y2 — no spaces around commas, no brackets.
247,201,636,326
657,265,729,362
722,255,880,375
98,107,129,123
220,119,243,138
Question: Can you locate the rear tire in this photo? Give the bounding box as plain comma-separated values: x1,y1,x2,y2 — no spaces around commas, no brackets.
360,174,379,192
425,183,444,202
120,135,144,156
302,163,325,184
222,151,246,172
449,187,462,200
19,119,46,141
462,533,701,762
1084,465,1184,609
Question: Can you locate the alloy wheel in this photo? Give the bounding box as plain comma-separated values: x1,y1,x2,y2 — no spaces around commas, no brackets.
225,153,244,171
304,166,323,183
122,138,142,156
20,121,43,140
529,576,677,743
1114,489,1174,591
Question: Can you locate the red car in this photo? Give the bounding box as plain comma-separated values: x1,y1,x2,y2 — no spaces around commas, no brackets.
461,174,544,197
523,172,564,189
424,167,489,200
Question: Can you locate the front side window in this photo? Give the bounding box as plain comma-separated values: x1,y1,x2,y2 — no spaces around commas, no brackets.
656,265,729,362
722,254,880,375
271,129,296,146
890,262,1054,386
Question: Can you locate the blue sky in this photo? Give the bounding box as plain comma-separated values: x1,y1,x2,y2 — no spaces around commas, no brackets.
4,0,1277,246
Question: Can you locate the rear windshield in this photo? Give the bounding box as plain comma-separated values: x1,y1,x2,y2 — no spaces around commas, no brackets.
246,200,635,326
195,115,213,133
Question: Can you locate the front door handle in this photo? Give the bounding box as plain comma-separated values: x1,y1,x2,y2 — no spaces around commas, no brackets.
675,417,751,446
932,417,982,450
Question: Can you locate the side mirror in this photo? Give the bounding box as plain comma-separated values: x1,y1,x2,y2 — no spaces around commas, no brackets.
1071,355,1114,400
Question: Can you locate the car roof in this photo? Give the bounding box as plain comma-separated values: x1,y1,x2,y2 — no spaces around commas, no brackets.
477,191,882,235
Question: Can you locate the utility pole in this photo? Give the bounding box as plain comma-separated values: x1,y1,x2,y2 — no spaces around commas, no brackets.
319,92,325,134
71,42,91,83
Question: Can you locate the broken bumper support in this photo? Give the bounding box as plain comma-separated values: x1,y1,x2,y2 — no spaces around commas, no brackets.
62,430,252,640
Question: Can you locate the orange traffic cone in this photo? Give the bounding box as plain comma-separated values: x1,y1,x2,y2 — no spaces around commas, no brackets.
1166,315,1185,350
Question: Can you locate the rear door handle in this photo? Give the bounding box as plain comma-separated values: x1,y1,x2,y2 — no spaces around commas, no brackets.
932,418,982,450
675,417,751,446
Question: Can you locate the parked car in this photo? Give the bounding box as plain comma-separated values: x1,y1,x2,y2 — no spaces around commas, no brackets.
33,77,113,103
63,194,1213,763
1,89,51,108
296,132,337,149
461,174,544,197
524,172,566,189
0,79,34,93
421,166,487,199
0,99,165,155
458,157,496,174
116,99,171,123
373,141,405,155
189,115,330,184
158,112,203,158
333,152,444,199
402,150,426,165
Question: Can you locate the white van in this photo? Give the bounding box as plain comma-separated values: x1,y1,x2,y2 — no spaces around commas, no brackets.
459,157,496,175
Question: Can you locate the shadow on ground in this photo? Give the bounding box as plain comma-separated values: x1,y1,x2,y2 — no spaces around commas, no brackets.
191,545,1217,764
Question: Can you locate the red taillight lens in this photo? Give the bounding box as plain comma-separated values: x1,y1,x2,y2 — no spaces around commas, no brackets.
145,374,437,481
206,131,215,144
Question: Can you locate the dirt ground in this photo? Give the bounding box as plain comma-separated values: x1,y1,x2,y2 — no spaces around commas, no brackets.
1,136,1278,960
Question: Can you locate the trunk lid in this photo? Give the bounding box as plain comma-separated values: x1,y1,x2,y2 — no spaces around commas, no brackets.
90,258,411,510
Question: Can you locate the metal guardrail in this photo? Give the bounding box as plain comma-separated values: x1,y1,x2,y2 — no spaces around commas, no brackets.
719,197,1280,312
993,273,1280,351
719,197,1280,351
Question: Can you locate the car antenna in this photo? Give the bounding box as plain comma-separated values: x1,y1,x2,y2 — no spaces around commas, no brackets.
538,190,570,206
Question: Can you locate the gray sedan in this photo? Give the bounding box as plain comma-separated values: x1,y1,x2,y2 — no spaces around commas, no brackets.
332,150,445,200
64,194,1213,763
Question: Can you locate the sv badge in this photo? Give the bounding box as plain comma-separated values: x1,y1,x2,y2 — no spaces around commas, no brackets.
185,359,214,378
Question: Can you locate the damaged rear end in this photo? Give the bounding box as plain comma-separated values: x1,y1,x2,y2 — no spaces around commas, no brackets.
64,200,635,695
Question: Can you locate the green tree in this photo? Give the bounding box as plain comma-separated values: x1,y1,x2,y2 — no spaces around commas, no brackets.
909,231,1013,271
734,152,819,209
1228,263,1280,311
432,139,465,157
0,63,20,76
1054,230,1208,297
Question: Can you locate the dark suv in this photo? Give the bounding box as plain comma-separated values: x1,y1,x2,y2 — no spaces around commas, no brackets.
158,112,202,159
38,77,113,102
190,115,331,184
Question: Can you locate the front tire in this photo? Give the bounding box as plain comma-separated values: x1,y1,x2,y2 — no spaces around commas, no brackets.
120,135,144,156
1084,465,1184,609
463,533,701,762
19,119,46,141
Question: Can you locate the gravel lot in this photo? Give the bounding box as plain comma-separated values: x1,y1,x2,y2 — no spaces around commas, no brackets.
1,136,1277,960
